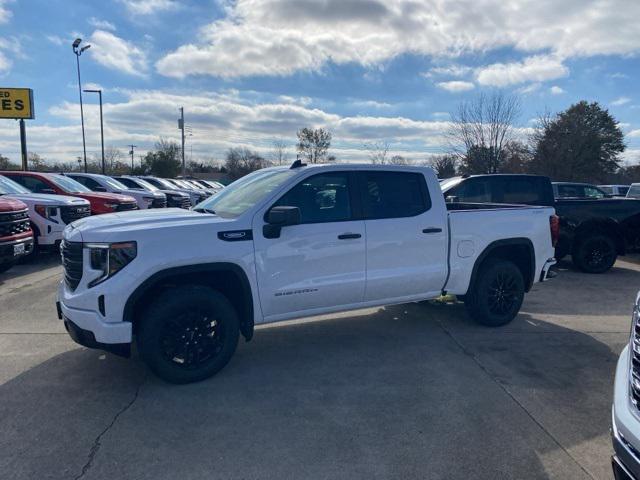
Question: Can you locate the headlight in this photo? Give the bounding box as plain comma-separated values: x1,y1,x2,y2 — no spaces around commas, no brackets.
629,294,640,407
143,196,154,202
86,241,137,287
35,205,58,222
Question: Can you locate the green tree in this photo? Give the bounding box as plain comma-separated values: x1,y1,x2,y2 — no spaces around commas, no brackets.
529,101,625,182
141,139,182,178
296,127,332,163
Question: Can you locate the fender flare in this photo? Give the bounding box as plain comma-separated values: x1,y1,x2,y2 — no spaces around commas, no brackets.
466,238,536,295
123,262,255,341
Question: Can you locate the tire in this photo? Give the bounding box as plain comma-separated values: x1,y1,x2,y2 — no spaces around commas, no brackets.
571,234,617,274
137,285,240,384
464,259,525,327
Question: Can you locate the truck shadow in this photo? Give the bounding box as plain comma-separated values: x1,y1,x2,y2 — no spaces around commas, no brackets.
0,301,618,479
0,251,60,286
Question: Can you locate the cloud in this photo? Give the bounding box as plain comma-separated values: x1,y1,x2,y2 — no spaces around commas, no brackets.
0,0,12,24
0,51,10,73
517,83,541,95
628,129,640,138
88,30,148,76
0,89,452,163
118,0,179,15
476,55,568,87
156,0,640,79
88,17,116,31
422,64,472,78
549,85,565,95
436,81,475,92
46,35,66,46
611,96,631,106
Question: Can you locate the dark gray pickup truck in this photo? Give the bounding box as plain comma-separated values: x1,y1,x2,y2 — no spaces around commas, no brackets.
440,174,640,273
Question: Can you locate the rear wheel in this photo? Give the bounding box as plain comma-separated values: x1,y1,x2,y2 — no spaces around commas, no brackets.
137,285,240,384
465,259,525,327
572,234,616,274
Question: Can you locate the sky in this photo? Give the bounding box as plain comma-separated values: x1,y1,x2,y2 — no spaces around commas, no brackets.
0,0,639,167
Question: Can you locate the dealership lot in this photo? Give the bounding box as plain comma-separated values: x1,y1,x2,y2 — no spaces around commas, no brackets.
0,255,636,479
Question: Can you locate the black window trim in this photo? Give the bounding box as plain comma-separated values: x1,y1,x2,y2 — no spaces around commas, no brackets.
356,170,431,220
265,170,362,225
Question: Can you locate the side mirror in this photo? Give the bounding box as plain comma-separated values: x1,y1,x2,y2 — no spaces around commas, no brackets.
94,186,107,192
263,206,301,239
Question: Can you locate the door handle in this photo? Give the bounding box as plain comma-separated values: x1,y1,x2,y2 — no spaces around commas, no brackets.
338,233,362,240
422,227,443,234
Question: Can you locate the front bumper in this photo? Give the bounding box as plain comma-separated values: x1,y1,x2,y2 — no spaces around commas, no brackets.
0,236,34,262
61,314,130,357
539,257,557,282
613,345,640,480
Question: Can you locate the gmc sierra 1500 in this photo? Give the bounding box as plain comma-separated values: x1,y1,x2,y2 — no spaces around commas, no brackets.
57,163,557,383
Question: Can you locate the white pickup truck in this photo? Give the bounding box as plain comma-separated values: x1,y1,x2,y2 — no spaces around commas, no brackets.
57,163,557,383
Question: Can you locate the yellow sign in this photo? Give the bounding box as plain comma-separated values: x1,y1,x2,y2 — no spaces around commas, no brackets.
0,88,34,119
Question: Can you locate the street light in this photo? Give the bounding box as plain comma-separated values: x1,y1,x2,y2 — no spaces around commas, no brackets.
84,89,105,174
72,38,91,173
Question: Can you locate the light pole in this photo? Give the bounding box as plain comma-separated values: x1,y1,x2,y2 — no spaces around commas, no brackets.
84,89,105,174
72,38,91,173
128,145,137,173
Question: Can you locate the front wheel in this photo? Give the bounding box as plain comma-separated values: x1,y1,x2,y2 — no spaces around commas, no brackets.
137,285,240,384
572,234,617,274
0,261,15,274
464,259,525,327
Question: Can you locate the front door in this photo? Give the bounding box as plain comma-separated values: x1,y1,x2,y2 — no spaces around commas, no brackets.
253,171,366,321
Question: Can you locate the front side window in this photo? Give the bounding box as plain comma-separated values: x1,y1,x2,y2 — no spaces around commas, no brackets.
360,171,429,219
0,175,31,194
448,178,491,203
584,186,605,199
274,172,352,224
10,175,50,193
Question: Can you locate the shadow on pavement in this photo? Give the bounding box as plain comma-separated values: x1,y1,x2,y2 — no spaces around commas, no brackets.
0,302,611,479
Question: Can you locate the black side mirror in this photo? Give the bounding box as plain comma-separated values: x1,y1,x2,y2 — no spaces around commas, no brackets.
263,206,301,239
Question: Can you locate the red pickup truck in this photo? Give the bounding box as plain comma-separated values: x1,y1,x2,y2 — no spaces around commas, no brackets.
1,171,138,215
0,197,34,274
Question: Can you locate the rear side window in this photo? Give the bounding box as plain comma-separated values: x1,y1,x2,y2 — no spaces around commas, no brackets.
117,178,138,189
275,172,352,224
620,187,630,196
498,177,548,205
359,171,429,219
557,185,584,198
628,186,640,198
448,178,491,203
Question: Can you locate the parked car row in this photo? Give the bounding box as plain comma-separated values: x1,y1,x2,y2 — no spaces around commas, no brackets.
0,170,224,274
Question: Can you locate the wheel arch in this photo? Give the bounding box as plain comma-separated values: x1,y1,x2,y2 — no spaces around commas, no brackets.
466,238,535,295
573,218,625,254
123,262,255,342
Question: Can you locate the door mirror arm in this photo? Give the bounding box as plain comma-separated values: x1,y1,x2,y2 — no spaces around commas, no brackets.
263,206,301,239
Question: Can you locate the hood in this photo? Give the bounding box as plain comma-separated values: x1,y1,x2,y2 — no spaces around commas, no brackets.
66,208,235,242
0,196,28,212
74,191,137,203
6,193,90,206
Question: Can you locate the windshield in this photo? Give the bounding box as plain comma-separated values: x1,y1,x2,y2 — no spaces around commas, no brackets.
146,177,176,190
194,169,297,218
439,177,463,192
0,175,31,194
102,176,129,191
133,178,158,191
49,175,91,193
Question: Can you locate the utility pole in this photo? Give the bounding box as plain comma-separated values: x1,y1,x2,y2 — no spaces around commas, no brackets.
84,89,105,174
178,107,185,177
128,144,137,173
72,38,91,173
19,119,28,170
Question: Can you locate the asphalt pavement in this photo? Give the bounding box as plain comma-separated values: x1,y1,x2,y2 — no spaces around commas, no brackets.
0,253,635,479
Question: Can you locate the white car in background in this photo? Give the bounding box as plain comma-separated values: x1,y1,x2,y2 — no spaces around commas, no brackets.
0,175,90,251
139,176,209,206
599,184,630,197
612,291,640,480
114,176,192,209
65,173,167,210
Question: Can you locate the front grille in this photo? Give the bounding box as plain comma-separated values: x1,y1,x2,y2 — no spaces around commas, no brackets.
629,305,640,408
0,209,31,237
60,205,91,225
61,240,83,291
116,202,138,212
168,196,191,209
151,197,167,208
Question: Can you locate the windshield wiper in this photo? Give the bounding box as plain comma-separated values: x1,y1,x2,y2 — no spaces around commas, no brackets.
193,207,216,214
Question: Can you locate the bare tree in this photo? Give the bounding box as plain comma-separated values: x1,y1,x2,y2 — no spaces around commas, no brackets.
296,128,332,163
271,139,290,165
364,140,390,164
224,147,269,180
388,154,410,165
448,92,521,174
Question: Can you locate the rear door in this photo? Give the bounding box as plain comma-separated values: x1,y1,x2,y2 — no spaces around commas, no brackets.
358,170,448,302
253,171,366,320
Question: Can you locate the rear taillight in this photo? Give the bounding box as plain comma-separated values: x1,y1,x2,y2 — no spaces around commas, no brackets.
550,215,560,248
